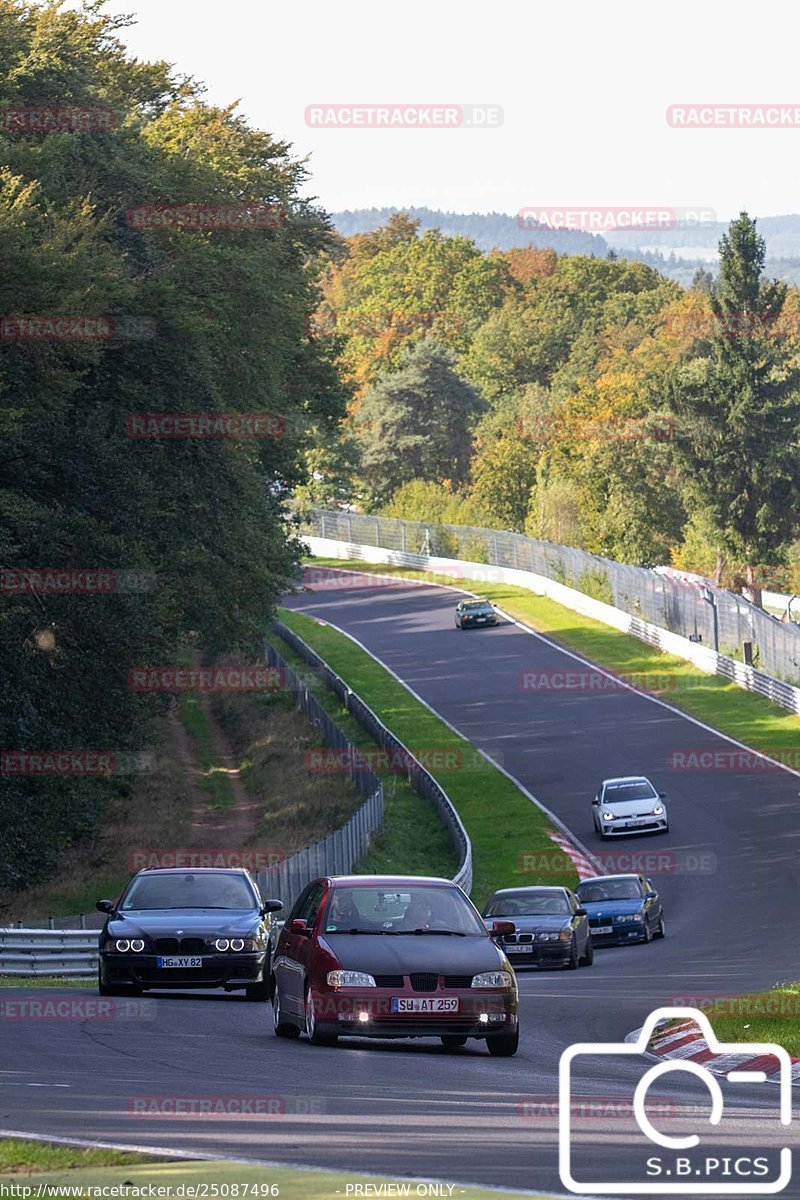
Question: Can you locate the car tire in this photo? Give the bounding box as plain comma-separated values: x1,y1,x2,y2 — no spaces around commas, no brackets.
487,1028,519,1057
642,921,653,944
245,976,270,1002
566,938,579,969
98,969,141,997
272,981,300,1039
305,985,338,1046
441,1035,468,1049
655,916,666,939
580,937,594,967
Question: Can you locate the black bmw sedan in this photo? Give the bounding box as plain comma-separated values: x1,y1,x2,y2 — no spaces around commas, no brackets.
97,867,283,1001
481,886,594,969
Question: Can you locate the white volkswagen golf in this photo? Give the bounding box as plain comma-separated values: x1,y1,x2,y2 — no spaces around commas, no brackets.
591,776,669,837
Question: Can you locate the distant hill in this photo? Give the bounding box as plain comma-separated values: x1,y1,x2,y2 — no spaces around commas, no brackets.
331,207,800,284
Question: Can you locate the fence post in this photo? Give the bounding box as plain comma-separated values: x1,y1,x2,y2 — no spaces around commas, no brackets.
401,522,406,553
347,515,353,542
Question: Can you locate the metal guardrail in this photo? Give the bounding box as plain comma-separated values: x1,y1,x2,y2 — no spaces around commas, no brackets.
268,620,473,894
0,929,99,976
303,508,800,687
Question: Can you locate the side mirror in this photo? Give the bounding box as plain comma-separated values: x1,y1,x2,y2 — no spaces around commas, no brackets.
289,918,310,936
658,792,666,799
575,908,588,917
591,798,600,806
491,920,515,938
96,899,115,914
261,899,283,915
645,892,657,901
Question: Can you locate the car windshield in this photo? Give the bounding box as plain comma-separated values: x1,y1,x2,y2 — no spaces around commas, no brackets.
463,602,493,614
576,879,645,902
483,890,571,917
603,781,657,802
323,885,486,935
121,873,256,910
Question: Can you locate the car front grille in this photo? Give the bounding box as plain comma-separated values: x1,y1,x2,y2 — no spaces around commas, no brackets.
154,937,205,955
503,933,535,944
373,974,405,988
409,972,439,992
442,974,473,988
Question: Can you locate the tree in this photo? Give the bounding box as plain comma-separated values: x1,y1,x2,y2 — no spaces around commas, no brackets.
667,213,800,605
353,340,483,507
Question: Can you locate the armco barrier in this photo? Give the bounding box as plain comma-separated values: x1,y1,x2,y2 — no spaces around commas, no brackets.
302,535,800,719
267,620,472,894
0,928,99,976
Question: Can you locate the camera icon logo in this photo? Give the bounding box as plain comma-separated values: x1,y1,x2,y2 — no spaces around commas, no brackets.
559,1006,792,1194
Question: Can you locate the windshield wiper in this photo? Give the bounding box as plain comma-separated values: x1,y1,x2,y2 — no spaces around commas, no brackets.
394,928,467,936
329,928,399,935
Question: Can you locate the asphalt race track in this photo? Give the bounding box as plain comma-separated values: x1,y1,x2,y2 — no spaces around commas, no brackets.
3,569,799,1197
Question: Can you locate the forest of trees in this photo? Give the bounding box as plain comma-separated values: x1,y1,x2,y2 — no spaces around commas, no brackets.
302,212,800,599
0,1,344,889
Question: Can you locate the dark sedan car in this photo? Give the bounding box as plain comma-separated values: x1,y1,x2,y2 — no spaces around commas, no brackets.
271,875,520,1055
455,598,498,629
574,874,665,945
481,886,594,969
97,867,283,1000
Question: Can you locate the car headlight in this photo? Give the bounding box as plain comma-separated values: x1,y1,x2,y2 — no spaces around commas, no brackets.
602,811,615,821
214,938,230,951
230,938,245,952
327,970,376,988
129,939,145,953
617,914,644,923
653,804,664,815
472,971,514,988
111,939,130,952
538,932,558,942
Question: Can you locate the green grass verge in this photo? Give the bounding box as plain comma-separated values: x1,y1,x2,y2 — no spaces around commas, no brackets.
689,985,800,1056
0,1148,550,1199
266,630,458,878
277,608,575,906
0,976,93,987
0,1139,154,1172
306,558,800,763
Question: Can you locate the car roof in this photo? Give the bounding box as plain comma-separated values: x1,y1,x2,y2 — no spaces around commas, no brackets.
325,875,456,887
460,597,491,604
133,867,253,876
601,776,653,786
490,885,570,895
577,874,645,884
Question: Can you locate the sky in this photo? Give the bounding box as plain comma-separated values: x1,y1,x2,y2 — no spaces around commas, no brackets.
92,0,799,222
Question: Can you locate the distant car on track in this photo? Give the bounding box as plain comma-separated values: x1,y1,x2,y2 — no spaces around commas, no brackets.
591,776,668,837
271,875,520,1055
481,885,593,969
574,874,665,944
455,598,498,629
96,868,283,1001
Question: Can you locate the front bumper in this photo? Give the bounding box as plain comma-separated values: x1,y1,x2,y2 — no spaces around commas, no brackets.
588,922,646,944
501,944,572,968
100,951,267,989
599,817,667,836
461,618,497,628
312,987,518,1039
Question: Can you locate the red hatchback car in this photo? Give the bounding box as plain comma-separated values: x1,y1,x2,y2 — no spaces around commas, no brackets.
271,875,520,1055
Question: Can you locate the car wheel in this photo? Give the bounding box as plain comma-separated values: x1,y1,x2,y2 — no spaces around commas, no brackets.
305,985,338,1046
441,1035,468,1049
98,968,141,997
272,980,300,1039
566,937,579,969
655,916,666,939
245,976,270,1002
580,937,594,967
487,1028,519,1057
642,921,653,944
